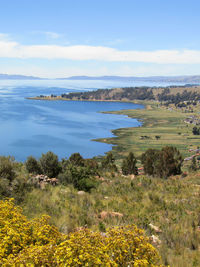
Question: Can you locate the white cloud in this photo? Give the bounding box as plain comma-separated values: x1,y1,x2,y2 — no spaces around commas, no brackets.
1,36,200,64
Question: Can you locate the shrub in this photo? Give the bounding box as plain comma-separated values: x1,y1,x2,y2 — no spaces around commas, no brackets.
69,152,84,166
101,152,118,172
0,199,62,265
159,146,183,178
0,178,10,198
58,164,97,192
55,226,161,266
141,149,160,176
40,151,61,178
141,146,183,178
0,156,16,182
192,126,200,135
25,156,41,174
189,157,199,172
122,152,138,175
1,199,162,266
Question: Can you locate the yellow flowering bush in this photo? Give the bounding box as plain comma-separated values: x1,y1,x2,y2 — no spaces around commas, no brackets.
0,199,62,266
55,226,161,267
0,199,162,266
106,225,160,266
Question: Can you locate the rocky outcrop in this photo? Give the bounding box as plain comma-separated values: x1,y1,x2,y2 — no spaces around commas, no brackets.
30,174,59,188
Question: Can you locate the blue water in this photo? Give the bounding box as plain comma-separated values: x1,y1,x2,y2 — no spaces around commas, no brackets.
0,79,182,161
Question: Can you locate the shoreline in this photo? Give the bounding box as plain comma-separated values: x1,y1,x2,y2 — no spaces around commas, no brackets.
27,96,147,158
96,102,200,161
26,96,141,104
26,96,200,160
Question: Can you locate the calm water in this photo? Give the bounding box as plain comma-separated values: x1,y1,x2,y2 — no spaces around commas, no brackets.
0,79,182,161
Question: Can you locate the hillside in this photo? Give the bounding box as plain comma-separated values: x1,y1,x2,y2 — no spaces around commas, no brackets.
0,150,199,266
58,75,200,83
0,74,42,80
31,85,200,103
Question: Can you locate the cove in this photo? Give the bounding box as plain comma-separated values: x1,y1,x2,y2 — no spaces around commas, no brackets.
0,81,145,161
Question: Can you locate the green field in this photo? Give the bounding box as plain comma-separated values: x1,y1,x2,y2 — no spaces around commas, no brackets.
97,102,200,162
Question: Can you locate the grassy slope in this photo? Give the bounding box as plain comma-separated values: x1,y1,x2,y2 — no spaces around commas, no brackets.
22,171,200,266
96,102,200,162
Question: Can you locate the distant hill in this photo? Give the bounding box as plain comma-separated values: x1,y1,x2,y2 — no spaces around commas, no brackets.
58,75,200,83
0,74,43,80
1,74,200,83
48,84,200,102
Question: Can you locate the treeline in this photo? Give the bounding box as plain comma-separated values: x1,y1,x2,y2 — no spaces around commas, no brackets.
26,146,183,184
61,87,155,101
158,88,200,104
34,85,200,103
0,146,184,205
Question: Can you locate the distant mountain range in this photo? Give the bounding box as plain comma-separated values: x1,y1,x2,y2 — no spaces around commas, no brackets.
0,74,43,80
1,74,200,83
59,75,200,83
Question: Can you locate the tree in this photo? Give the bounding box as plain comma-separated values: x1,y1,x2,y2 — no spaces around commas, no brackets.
69,153,84,166
122,152,138,175
25,156,41,174
101,152,117,172
40,151,60,178
141,146,183,178
0,156,16,182
159,146,183,178
141,149,160,177
189,157,198,172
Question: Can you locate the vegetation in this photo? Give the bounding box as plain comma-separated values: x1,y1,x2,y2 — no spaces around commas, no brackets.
122,152,138,175
25,156,42,174
192,126,200,135
141,146,183,178
98,102,200,161
0,199,161,266
101,151,118,172
0,141,199,265
157,88,200,104
3,90,200,265
61,86,155,101
40,151,61,178
29,84,200,104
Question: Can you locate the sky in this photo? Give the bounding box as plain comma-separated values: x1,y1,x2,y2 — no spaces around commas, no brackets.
0,0,200,78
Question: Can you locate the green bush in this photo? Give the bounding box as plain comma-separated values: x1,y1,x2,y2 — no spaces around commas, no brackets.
101,152,118,172
122,152,138,175
0,156,16,182
58,164,97,192
40,151,61,178
25,156,42,174
69,152,84,166
141,146,183,178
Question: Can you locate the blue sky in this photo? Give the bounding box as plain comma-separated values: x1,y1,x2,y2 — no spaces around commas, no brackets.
0,0,200,78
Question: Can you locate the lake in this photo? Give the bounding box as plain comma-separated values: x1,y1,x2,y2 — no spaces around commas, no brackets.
0,79,182,161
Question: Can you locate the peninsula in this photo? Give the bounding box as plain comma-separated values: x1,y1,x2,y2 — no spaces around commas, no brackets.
28,84,200,102
28,85,200,161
